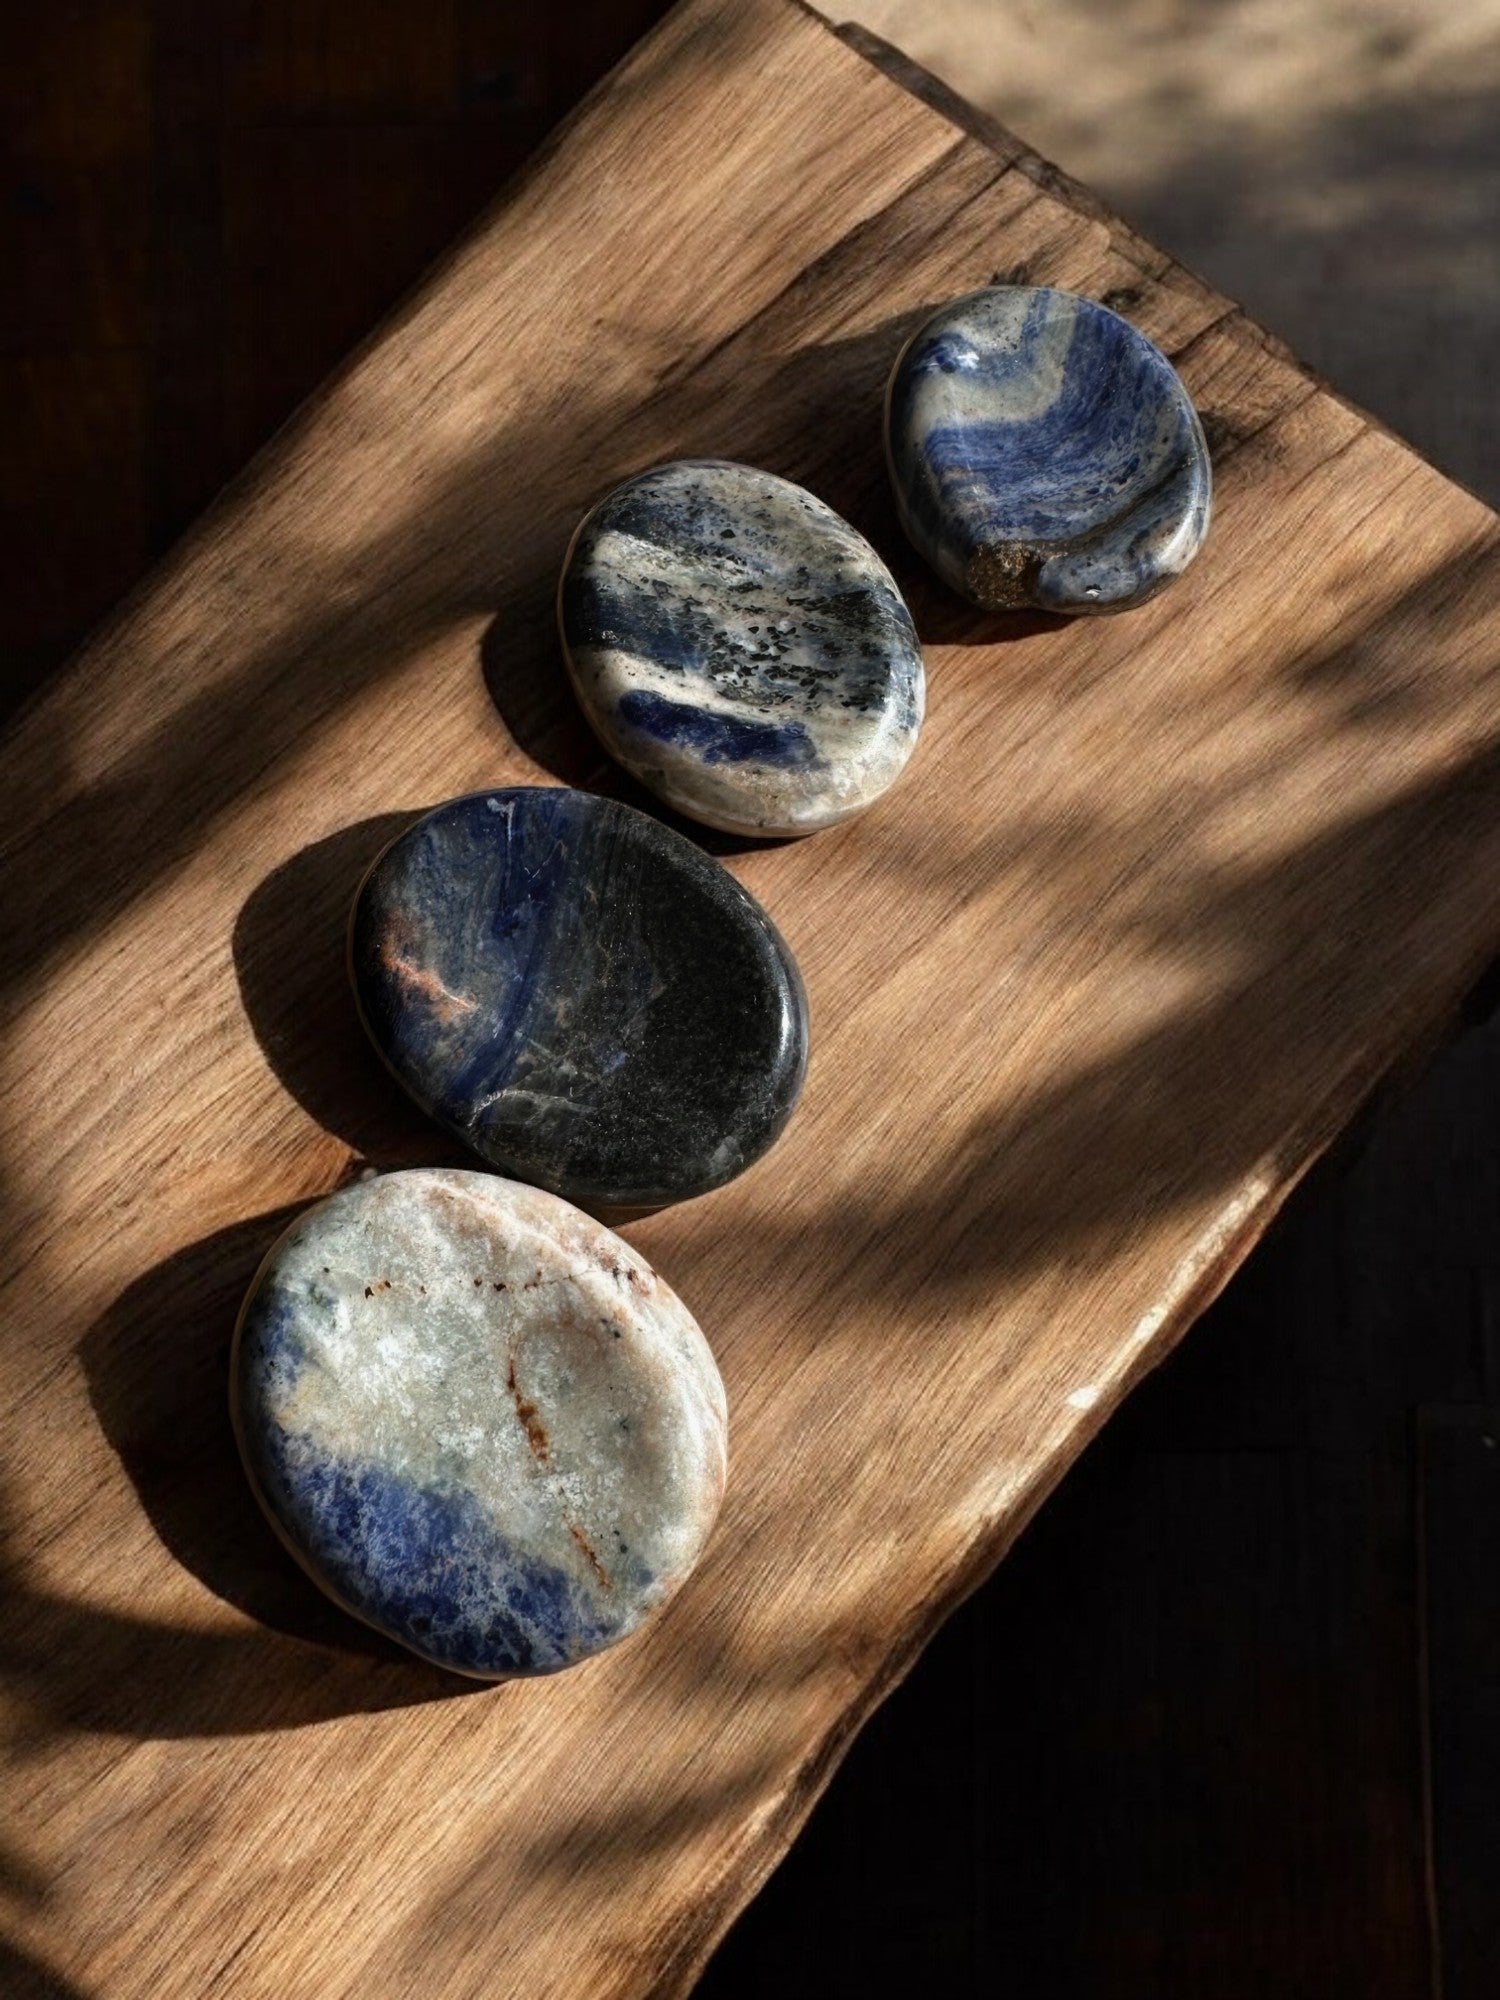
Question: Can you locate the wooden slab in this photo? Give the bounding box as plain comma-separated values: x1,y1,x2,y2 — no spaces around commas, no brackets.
3,4,1499,1993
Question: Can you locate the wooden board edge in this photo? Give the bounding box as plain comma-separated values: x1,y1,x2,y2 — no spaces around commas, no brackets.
829,19,1302,359
830,15,1500,521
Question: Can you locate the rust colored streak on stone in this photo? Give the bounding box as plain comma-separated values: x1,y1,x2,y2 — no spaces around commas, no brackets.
568,1521,612,1591
507,1354,551,1465
378,935,477,1024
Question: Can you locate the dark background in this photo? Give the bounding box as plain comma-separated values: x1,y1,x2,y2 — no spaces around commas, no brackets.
5,6,1498,1995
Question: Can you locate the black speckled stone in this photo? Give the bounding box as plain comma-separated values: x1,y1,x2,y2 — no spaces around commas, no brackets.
559,459,924,837
349,788,809,1208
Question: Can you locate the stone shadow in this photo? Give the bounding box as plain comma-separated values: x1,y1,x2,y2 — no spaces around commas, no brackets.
232,812,472,1167
63,1204,483,1736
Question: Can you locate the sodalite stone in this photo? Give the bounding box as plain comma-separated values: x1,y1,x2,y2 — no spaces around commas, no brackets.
231,1168,728,1678
558,459,924,836
350,788,808,1209
885,286,1211,614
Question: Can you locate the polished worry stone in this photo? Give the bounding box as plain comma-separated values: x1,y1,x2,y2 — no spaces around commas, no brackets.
885,285,1211,614
558,459,925,836
231,1168,728,1678
350,788,808,1208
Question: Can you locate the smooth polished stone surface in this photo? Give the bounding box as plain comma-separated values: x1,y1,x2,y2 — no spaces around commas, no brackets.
559,459,924,836
885,285,1211,614
350,788,808,1208
232,1169,728,1678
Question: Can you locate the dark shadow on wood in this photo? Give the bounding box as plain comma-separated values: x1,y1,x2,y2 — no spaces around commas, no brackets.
66,1204,484,1735
479,601,616,793
232,812,472,1167
0,1941,88,2000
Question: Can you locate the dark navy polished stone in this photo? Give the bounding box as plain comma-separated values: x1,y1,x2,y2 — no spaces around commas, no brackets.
885,285,1211,614
349,788,808,1208
231,1169,728,1678
559,459,924,837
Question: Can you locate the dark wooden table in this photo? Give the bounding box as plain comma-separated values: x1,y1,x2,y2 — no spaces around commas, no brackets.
4,8,1496,1996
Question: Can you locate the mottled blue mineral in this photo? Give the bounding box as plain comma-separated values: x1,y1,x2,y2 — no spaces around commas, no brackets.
886,286,1211,613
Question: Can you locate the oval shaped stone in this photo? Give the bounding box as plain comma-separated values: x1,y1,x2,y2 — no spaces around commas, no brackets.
558,459,925,836
885,286,1211,614
231,1168,728,1678
350,788,808,1208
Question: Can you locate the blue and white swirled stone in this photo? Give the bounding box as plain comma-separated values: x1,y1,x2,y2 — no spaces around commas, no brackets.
559,460,925,836
885,286,1211,614
232,1169,728,1679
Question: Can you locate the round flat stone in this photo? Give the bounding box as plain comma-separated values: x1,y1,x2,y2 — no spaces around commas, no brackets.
885,285,1211,614
558,458,925,836
350,788,808,1208
231,1168,728,1678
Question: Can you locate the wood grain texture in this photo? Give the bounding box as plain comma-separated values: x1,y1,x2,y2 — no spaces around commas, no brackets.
3,3,1500,1994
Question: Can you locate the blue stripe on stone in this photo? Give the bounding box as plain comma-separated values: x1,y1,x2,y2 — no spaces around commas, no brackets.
254,1440,611,1676
885,285,1211,613
616,688,821,767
